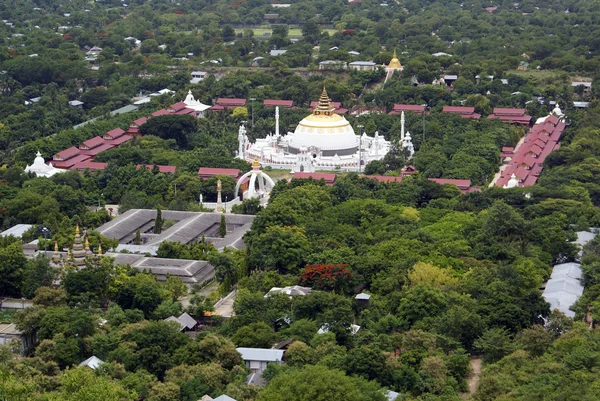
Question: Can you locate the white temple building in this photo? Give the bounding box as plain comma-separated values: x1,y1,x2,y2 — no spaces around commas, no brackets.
183,90,211,118
240,87,392,172
24,152,66,178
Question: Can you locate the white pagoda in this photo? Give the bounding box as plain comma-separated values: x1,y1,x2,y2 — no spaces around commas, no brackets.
241,87,391,172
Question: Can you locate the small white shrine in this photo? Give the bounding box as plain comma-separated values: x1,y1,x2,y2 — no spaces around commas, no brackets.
24,151,66,178
183,90,211,118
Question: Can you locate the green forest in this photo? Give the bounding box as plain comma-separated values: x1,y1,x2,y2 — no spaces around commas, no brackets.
1,0,600,400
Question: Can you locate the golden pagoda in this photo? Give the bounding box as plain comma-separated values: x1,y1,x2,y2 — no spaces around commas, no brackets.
312,86,336,116
51,240,61,264
386,49,403,71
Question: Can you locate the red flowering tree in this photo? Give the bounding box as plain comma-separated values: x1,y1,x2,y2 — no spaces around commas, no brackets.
299,264,352,292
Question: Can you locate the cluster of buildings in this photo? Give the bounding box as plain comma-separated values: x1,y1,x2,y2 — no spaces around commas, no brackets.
239,87,400,173
496,107,566,188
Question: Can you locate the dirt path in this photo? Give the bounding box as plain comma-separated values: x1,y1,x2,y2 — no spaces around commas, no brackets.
468,357,482,394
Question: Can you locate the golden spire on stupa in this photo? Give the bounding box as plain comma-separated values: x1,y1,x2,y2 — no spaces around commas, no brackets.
387,48,403,70
75,223,80,237
252,157,261,169
97,242,102,256
313,85,335,116
84,236,90,251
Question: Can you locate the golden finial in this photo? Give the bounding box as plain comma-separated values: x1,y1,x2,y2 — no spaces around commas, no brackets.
75,223,80,237
252,157,260,169
97,242,102,256
314,85,335,115
84,236,90,251
387,48,403,70
54,240,58,253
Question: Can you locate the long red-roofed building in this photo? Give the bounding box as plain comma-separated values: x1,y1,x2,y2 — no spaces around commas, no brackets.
496,114,566,188
487,108,532,126
198,168,241,180
215,98,247,109
388,104,426,115
263,99,294,108
442,106,481,120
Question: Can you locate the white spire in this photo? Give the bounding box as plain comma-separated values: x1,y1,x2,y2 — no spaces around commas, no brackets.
275,106,280,138
401,111,405,141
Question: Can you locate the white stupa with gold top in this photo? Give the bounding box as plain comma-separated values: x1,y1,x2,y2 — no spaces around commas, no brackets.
243,86,391,172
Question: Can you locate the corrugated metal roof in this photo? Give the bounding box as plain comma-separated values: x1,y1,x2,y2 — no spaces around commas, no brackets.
236,347,284,362
0,224,33,238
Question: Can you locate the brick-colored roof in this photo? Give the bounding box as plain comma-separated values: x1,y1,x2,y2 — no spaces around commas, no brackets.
105,134,133,146
442,106,475,114
429,178,472,190
71,161,108,171
492,108,526,116
80,143,116,157
216,98,247,106
54,146,80,160
104,128,125,139
132,117,147,127
264,99,294,108
52,154,91,168
197,167,241,178
169,101,187,111
80,136,105,150
391,104,425,114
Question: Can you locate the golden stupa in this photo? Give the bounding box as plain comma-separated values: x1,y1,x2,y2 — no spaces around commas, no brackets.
387,49,403,70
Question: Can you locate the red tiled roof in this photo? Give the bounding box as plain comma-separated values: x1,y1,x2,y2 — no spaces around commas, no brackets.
169,101,187,111
80,143,116,156
523,175,538,186
442,106,475,114
54,146,80,161
150,109,170,117
264,99,294,108
211,105,225,111
487,114,532,125
429,178,472,190
336,108,349,115
80,136,105,150
526,144,544,156
198,167,241,179
132,117,147,127
137,164,177,174
71,161,108,171
492,108,526,116
216,98,247,106
390,104,425,114
292,172,337,184
502,147,514,152
52,154,92,168
104,128,125,139
105,134,133,146
175,108,196,115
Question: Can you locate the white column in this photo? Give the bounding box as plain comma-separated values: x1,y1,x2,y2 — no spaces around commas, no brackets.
275,106,280,138
401,111,405,142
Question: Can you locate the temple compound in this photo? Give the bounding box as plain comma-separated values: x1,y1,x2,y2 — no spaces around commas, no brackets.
240,87,394,172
